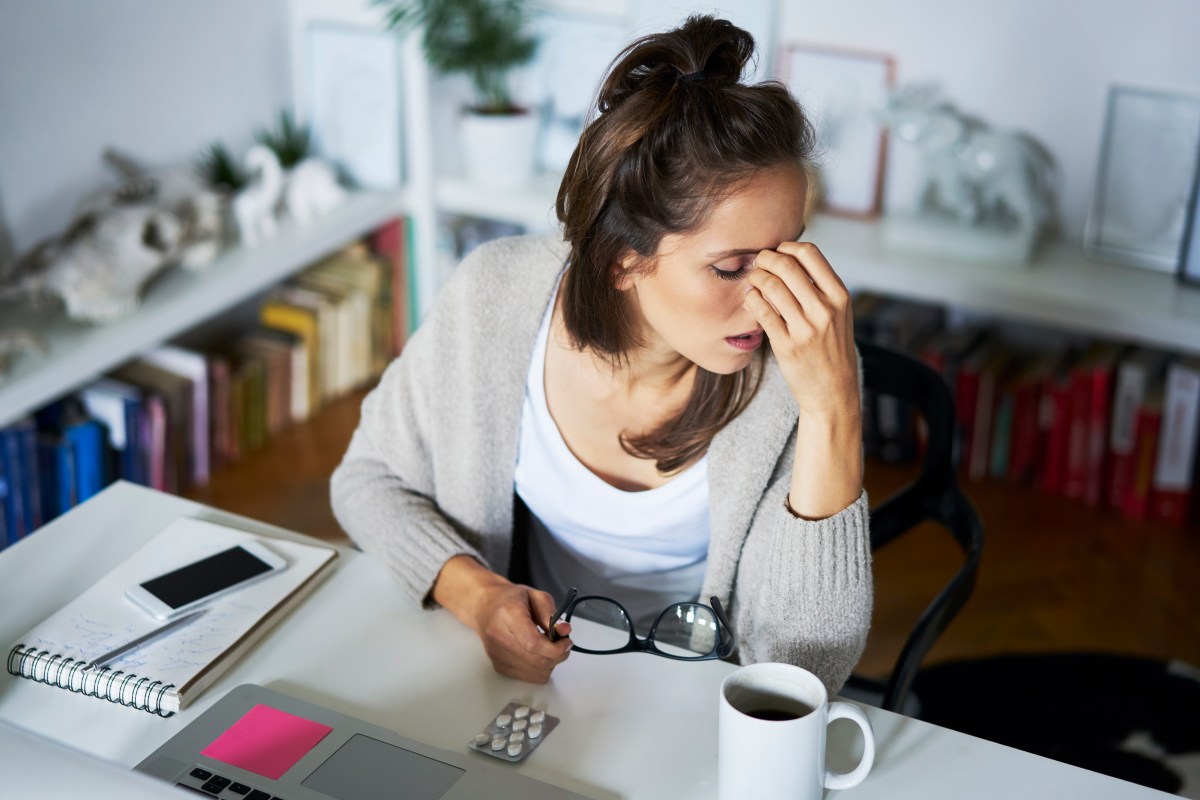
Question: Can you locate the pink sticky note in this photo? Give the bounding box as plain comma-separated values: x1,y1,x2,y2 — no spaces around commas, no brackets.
202,704,334,780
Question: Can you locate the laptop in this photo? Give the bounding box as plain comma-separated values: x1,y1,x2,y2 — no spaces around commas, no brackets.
3,718,190,798
135,684,590,800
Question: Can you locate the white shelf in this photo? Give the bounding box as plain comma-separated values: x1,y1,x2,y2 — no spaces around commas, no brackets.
0,190,408,428
809,214,1200,355
434,173,562,232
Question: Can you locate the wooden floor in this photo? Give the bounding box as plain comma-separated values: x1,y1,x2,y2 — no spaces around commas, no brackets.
188,388,1200,679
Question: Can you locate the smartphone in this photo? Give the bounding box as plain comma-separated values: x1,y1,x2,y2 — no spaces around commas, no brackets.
125,541,287,620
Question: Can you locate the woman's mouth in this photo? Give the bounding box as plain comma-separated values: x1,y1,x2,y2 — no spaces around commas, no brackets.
725,330,763,351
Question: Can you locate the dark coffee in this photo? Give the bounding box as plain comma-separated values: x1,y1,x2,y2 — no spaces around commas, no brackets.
744,701,814,721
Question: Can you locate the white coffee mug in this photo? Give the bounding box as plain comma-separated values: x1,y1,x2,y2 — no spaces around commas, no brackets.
719,662,875,800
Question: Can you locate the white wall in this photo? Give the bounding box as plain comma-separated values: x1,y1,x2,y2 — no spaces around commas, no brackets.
2,0,1197,258
0,0,291,258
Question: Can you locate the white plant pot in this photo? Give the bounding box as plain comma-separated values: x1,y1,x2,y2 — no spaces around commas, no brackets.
459,109,540,189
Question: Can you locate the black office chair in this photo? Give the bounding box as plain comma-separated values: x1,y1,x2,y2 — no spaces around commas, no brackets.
842,338,985,715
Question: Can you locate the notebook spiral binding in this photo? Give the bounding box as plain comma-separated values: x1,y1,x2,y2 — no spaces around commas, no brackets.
6,644,176,717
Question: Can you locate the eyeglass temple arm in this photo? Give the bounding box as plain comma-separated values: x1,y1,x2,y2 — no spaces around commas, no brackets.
711,596,736,655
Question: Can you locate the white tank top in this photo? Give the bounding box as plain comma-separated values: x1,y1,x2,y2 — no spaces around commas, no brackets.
514,275,710,629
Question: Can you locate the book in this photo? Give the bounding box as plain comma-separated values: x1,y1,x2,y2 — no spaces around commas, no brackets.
111,361,194,494
1149,356,1200,526
143,346,212,487
1006,349,1058,485
80,378,146,486
1061,343,1124,503
236,332,293,438
1122,376,1165,520
1037,349,1079,495
261,295,322,413
368,216,410,351
6,516,338,716
968,345,1015,482
271,284,338,404
1107,349,1169,511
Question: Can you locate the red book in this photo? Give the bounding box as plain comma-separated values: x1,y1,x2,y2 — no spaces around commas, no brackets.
1037,350,1078,495
1084,344,1124,507
1122,383,1164,520
1149,357,1200,527
1007,351,1056,485
1107,350,1168,511
369,217,409,355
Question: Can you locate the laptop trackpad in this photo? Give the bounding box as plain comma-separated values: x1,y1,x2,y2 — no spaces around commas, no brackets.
301,733,466,800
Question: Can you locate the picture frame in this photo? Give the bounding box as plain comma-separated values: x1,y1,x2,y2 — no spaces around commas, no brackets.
306,23,404,191
1084,85,1200,273
778,43,895,219
1178,138,1200,287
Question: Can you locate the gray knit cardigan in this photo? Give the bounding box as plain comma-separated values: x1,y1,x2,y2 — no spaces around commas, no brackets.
330,234,872,693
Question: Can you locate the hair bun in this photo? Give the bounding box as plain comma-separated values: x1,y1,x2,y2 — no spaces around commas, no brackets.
597,15,756,112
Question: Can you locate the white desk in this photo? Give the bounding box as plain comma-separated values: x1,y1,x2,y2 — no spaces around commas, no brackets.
0,482,1172,799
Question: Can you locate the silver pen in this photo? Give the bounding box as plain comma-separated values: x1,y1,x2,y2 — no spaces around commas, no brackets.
84,608,208,670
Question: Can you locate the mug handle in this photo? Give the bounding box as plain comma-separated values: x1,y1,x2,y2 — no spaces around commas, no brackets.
823,701,876,790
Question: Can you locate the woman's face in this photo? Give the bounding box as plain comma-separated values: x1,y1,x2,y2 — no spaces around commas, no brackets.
622,162,809,375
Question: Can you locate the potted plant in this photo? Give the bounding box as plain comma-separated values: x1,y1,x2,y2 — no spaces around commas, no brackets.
376,0,541,188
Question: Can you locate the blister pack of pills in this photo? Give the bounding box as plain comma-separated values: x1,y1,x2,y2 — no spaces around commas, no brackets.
468,701,559,763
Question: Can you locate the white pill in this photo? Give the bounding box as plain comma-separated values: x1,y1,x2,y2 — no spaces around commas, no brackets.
491,735,506,751
528,722,543,739
495,713,512,729
530,710,545,724
474,733,491,746
514,705,530,719
507,741,523,757
512,718,528,732
509,731,525,743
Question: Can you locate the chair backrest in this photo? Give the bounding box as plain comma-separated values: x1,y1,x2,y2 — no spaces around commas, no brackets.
857,338,985,712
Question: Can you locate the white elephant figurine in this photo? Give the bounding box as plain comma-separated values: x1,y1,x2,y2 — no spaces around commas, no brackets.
233,145,285,247
880,84,1058,237
283,158,346,225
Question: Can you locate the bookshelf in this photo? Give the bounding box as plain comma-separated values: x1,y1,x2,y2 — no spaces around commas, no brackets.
0,190,408,429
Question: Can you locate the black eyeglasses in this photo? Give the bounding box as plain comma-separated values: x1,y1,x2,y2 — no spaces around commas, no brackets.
547,587,736,661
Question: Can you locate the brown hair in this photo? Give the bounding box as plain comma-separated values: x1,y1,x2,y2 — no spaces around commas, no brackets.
555,15,818,474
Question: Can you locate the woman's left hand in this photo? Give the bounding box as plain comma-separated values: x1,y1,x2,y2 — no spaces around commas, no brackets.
742,241,859,416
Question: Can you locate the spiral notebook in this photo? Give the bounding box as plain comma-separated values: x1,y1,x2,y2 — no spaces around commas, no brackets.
5,516,338,717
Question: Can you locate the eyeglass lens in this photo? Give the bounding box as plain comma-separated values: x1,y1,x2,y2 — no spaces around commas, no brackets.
569,598,719,657
653,604,718,657
570,598,633,651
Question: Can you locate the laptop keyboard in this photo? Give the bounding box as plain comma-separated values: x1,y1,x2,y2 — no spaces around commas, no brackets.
174,766,287,800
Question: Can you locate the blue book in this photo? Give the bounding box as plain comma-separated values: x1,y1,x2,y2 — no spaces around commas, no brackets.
0,436,10,548
80,378,145,485
65,419,108,505
0,428,28,541
13,419,43,533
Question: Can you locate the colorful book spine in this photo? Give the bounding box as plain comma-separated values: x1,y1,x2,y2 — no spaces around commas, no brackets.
1149,357,1200,526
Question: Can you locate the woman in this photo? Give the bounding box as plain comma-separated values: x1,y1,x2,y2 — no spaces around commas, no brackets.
331,15,870,694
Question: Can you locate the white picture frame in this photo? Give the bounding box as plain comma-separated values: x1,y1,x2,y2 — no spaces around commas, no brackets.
779,43,894,219
306,23,404,191
1085,85,1200,272
1179,140,1200,287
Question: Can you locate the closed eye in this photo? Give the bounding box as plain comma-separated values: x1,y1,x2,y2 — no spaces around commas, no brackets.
710,255,755,281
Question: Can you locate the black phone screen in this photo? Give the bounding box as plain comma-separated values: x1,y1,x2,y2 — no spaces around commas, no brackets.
140,546,273,609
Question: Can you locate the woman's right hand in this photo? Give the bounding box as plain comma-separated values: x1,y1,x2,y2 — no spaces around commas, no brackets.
433,555,572,683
